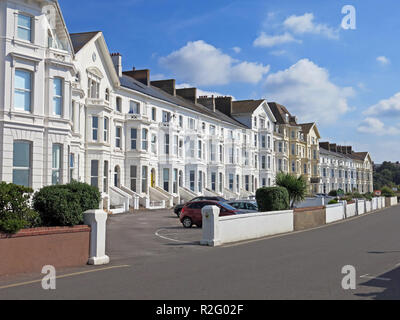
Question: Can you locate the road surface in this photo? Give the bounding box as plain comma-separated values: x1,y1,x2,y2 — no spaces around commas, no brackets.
1,205,400,300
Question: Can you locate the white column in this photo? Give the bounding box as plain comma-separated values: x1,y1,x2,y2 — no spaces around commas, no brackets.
84,210,110,265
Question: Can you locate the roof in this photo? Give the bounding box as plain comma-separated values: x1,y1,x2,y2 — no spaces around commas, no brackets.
70,31,101,54
120,75,247,128
349,152,369,161
268,102,297,125
231,100,265,114
299,123,314,134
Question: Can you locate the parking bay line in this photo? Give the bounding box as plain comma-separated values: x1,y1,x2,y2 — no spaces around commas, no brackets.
0,264,130,290
155,228,197,243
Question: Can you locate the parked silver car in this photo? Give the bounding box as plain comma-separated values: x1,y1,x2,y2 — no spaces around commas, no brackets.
227,200,258,213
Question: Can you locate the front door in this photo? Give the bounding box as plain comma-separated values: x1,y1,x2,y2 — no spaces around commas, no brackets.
151,169,156,188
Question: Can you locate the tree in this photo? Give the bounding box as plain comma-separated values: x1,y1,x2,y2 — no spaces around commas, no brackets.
275,172,308,208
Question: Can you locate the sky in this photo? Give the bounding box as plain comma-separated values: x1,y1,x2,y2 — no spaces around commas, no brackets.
59,0,400,163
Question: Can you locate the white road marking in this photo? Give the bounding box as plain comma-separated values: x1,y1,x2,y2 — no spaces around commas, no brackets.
155,228,196,243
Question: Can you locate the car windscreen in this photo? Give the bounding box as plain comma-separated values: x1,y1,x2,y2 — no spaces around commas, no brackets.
218,202,237,211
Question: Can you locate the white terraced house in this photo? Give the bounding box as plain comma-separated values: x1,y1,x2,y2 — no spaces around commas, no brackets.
0,0,280,212
319,142,374,195
0,0,373,212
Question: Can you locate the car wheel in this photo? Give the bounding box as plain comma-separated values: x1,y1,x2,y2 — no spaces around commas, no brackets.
182,217,193,228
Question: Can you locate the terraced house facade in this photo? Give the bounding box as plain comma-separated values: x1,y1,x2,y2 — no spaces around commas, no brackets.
0,0,373,212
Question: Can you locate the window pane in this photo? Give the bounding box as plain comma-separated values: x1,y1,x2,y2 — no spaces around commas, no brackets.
53,97,62,115
17,15,31,41
52,145,61,169
53,78,62,95
13,141,30,167
13,169,29,187
15,70,31,90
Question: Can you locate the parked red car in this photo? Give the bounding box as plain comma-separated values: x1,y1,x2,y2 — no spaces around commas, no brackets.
179,200,241,228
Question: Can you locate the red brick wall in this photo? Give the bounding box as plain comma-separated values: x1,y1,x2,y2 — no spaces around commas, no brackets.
0,226,90,276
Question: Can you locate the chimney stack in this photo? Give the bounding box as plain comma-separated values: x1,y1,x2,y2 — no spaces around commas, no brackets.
319,142,330,151
110,53,122,77
150,79,176,96
329,143,337,153
123,69,150,86
176,87,197,104
215,96,233,117
198,96,216,112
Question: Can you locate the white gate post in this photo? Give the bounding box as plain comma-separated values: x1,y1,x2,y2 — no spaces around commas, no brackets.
200,205,221,247
84,210,110,265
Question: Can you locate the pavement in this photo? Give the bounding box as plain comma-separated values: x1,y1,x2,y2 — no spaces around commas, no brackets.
1,205,400,299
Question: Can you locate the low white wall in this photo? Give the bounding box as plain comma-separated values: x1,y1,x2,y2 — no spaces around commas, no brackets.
201,206,294,247
365,200,372,213
346,203,357,218
377,197,382,209
372,198,378,210
357,200,365,215
326,203,345,224
389,197,398,206
381,197,386,208
295,197,326,208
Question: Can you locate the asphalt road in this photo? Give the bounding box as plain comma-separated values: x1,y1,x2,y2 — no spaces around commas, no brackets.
1,205,400,300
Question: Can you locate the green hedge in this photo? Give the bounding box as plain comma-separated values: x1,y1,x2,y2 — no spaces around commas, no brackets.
0,182,41,234
256,187,290,212
381,186,395,197
33,181,101,227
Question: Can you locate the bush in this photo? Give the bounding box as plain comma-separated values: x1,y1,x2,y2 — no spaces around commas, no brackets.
256,187,290,212
32,182,100,227
381,186,395,197
61,181,101,212
363,193,373,201
0,182,40,234
275,173,307,208
328,190,338,197
328,199,338,205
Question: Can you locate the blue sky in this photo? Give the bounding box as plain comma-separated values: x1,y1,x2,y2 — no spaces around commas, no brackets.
60,0,400,163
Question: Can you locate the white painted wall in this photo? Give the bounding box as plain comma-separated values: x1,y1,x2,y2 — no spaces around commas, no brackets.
326,203,345,223
201,205,293,246
365,200,372,213
346,203,357,218
389,197,398,206
357,199,365,215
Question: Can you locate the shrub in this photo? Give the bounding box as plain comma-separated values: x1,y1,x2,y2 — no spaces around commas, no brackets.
381,186,395,197
61,181,101,212
275,173,307,208
33,186,83,226
328,190,338,197
328,199,338,205
0,182,40,234
256,187,290,212
363,193,373,201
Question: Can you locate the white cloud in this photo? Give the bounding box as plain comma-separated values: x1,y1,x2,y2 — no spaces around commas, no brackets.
283,13,338,39
176,83,235,100
264,59,354,124
159,40,270,86
376,56,390,65
253,32,301,47
357,118,400,136
232,46,241,54
364,92,400,118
